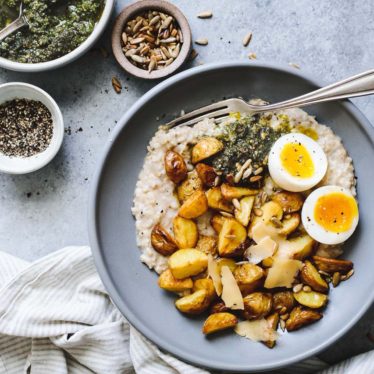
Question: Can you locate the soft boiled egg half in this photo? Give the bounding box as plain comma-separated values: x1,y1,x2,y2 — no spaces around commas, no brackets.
268,133,328,192
302,186,359,245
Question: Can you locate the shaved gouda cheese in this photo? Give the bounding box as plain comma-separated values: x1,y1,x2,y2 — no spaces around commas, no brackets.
221,266,244,310
234,319,278,342
264,258,303,288
207,254,222,296
252,222,282,244
245,236,277,264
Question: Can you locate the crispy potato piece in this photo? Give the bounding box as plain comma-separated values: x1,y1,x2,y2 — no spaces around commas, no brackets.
164,150,187,184
202,312,238,334
216,258,237,274
218,219,247,257
278,213,300,236
301,260,329,293
272,291,295,313
235,196,255,227
158,269,193,292
177,170,203,203
294,291,328,309
243,292,273,320
179,190,208,219
193,278,216,301
175,289,210,314
211,214,228,234
313,256,353,274
196,235,217,256
233,263,264,296
264,313,280,348
173,216,198,249
248,201,283,237
151,224,178,256
221,183,258,200
272,191,304,213
169,249,208,279
206,187,234,213
195,163,218,187
210,300,230,314
286,306,322,332
191,137,224,164
278,234,315,260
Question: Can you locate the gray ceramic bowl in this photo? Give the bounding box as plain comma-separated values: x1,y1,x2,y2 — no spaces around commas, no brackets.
89,62,374,372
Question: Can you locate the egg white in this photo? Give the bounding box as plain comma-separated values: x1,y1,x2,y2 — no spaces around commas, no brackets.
301,185,359,245
268,133,328,192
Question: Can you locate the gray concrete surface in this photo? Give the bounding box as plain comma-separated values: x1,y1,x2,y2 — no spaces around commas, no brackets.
0,0,373,367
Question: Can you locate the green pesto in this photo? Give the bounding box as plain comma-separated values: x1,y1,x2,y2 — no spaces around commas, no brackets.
0,0,104,63
211,115,290,184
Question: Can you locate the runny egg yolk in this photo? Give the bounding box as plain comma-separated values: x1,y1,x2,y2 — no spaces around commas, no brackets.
280,142,315,178
314,192,358,233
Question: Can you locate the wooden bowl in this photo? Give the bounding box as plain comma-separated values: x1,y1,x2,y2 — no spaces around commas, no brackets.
112,0,192,80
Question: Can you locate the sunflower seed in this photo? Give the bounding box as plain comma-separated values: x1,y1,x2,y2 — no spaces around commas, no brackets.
289,62,300,69
197,10,213,19
303,285,312,292
253,167,263,175
232,198,241,210
248,52,257,60
133,19,143,33
111,77,122,94
293,283,303,293
280,319,286,331
332,272,341,287
250,175,262,183
220,211,234,218
254,208,263,217
242,32,252,46
161,16,173,30
195,38,209,46
160,37,177,44
131,55,146,63
148,57,157,72
280,313,289,321
149,15,160,26
121,32,128,45
341,269,354,281
318,270,330,277
214,176,220,186
242,167,253,179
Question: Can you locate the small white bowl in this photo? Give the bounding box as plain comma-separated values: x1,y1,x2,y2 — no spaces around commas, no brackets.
0,82,64,174
0,0,114,72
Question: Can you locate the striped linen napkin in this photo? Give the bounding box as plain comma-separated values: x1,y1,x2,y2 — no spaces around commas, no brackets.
0,246,372,373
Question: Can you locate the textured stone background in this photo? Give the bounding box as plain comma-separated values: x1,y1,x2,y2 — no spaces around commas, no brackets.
0,0,373,366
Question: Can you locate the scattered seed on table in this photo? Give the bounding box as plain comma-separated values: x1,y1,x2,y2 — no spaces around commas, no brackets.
188,49,198,61
289,62,300,69
242,32,252,46
197,10,213,19
248,52,257,60
195,38,209,46
112,77,122,94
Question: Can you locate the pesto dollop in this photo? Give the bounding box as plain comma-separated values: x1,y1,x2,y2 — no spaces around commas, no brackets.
0,0,104,63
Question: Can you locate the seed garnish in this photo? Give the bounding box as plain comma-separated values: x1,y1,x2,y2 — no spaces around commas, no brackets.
248,52,257,60
195,38,209,46
197,10,213,19
242,32,252,46
112,77,122,94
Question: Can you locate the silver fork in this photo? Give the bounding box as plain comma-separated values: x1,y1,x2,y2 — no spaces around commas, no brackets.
166,69,374,128
0,3,28,43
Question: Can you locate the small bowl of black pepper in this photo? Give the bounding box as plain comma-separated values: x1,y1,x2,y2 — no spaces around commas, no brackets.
0,82,64,174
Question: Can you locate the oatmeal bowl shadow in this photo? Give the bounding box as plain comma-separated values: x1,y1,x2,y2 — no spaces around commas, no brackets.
0,82,64,174
0,0,114,72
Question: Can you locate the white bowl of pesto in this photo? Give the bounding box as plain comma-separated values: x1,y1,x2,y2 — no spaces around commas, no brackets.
0,0,114,72
0,82,64,174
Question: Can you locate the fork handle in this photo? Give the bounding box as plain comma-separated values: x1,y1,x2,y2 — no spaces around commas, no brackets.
259,69,374,112
0,16,27,42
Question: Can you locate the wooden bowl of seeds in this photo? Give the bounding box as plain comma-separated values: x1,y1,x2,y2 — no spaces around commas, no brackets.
112,0,192,79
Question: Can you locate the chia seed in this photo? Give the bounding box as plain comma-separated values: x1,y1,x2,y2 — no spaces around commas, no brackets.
0,99,53,157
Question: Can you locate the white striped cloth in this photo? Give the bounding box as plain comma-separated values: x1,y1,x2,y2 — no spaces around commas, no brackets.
0,246,372,374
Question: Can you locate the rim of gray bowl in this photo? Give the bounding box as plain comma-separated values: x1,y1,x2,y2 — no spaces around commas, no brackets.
0,0,115,72
88,61,374,372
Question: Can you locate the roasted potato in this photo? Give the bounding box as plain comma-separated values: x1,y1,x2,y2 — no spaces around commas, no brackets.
233,263,264,295
168,249,208,279
234,196,255,227
264,313,280,348
278,213,300,236
193,278,216,301
179,190,208,219
211,214,228,233
286,306,322,332
202,312,238,335
218,219,247,257
158,269,193,292
195,163,218,187
243,292,273,320
272,291,295,313
210,300,230,314
164,150,187,184
293,291,328,309
278,234,315,260
300,260,329,293
177,170,203,203
216,258,237,274
175,289,210,314
191,137,224,164
196,235,217,256
272,191,304,213
206,187,234,213
221,183,258,200
248,201,283,237
151,224,178,256
173,216,198,249
313,256,353,274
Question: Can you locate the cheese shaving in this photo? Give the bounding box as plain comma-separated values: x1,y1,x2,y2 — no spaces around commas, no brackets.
207,254,222,296
221,266,244,310
245,236,277,264
234,319,278,342
252,222,282,244
264,258,303,288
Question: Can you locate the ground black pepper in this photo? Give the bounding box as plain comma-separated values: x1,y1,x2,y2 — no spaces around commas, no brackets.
0,99,53,157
